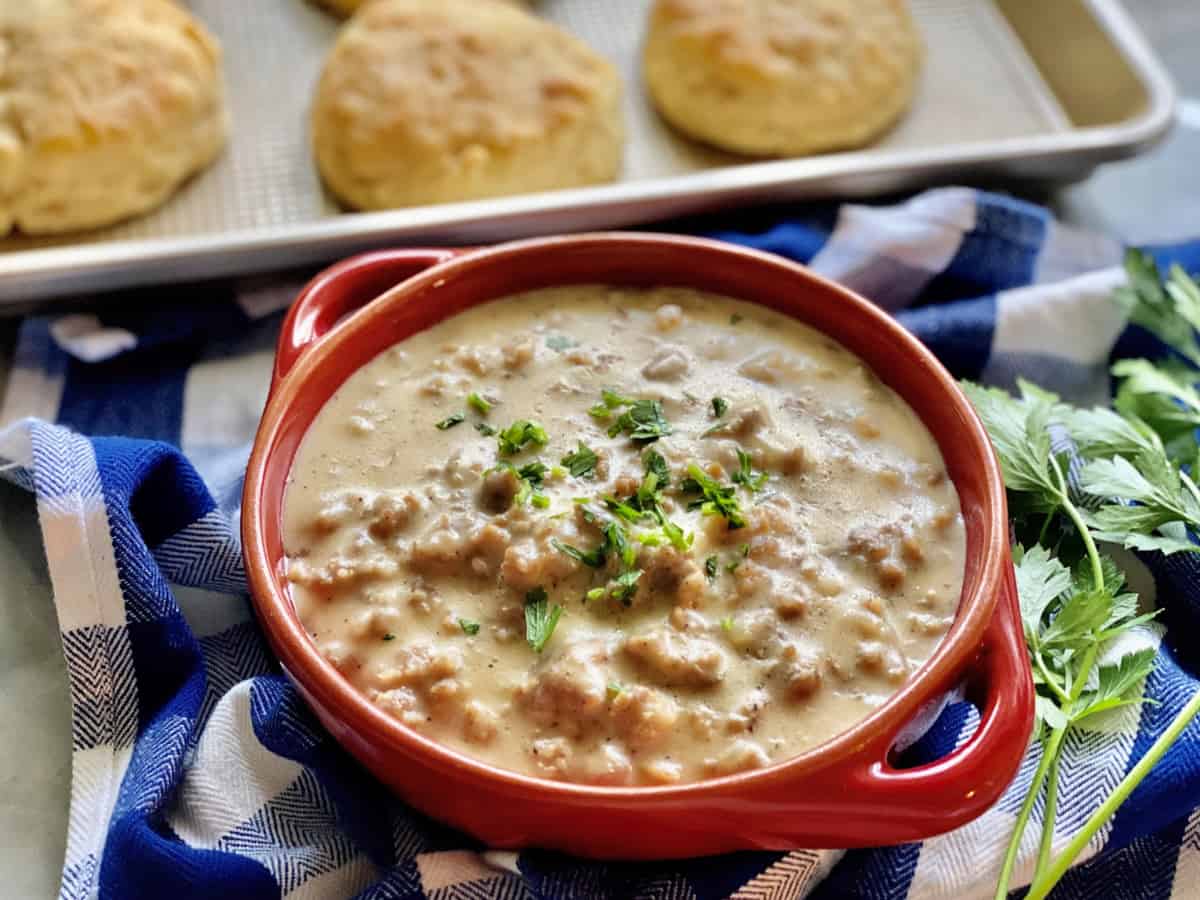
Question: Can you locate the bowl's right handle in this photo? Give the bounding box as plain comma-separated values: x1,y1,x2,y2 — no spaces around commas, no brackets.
272,248,466,393
843,563,1034,838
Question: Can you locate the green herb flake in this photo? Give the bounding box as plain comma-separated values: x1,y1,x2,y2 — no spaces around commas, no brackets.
608,398,673,442
474,422,496,436
553,539,607,568
382,633,396,641
524,587,563,653
607,569,643,606
546,334,577,352
606,681,624,699
467,392,491,415
458,618,481,636
530,493,550,509
643,449,671,488
517,460,548,488
682,463,746,529
435,412,465,430
705,555,719,582
732,447,769,492
711,397,729,418
561,442,599,479
720,616,734,632
497,419,549,455
585,587,605,602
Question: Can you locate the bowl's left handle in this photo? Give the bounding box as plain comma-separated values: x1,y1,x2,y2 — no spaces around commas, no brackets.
272,248,465,393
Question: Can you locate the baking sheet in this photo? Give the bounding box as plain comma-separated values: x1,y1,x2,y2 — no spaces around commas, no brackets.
0,0,1175,304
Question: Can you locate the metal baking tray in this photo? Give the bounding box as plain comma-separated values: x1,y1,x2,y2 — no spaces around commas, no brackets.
0,0,1175,305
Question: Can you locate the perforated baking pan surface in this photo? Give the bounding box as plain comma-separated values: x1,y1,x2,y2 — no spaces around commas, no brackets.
0,0,1175,304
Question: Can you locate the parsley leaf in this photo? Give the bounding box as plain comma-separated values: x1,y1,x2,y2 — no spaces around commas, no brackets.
475,422,496,436
546,334,576,351
1113,248,1200,367
705,555,719,581
643,449,671,488
517,460,548,488
682,463,746,529
960,379,1066,509
435,412,465,430
561,442,599,478
458,618,481,636
524,587,563,653
498,420,548,455
606,569,643,606
467,392,491,414
711,397,728,418
552,539,607,568
732,447,768,492
607,398,673,442
1013,544,1072,644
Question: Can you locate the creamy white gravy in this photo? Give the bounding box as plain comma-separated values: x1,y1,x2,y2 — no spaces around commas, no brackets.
282,285,965,786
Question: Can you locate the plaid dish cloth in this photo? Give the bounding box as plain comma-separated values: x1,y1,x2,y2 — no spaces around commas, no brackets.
3,187,1200,900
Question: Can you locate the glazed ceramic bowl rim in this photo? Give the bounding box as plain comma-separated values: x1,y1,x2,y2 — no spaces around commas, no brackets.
243,232,1009,799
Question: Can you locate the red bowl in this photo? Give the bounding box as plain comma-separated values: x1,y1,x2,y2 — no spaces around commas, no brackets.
242,233,1033,859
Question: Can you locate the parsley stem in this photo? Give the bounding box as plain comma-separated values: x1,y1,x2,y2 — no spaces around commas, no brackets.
1034,726,1068,879
1025,687,1200,900
1049,454,1104,593
1035,649,1070,705
1180,469,1200,515
994,733,1057,900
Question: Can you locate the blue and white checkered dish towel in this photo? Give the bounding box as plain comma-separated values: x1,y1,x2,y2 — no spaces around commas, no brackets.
4,187,1200,900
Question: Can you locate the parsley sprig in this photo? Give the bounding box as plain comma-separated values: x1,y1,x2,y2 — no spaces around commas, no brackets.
965,250,1200,900
524,587,563,653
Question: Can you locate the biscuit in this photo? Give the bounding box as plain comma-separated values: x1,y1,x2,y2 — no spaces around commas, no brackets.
0,0,228,236
311,0,526,19
311,0,623,210
644,0,922,156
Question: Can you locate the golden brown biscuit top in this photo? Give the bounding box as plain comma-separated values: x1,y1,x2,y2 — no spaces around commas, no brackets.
652,0,912,82
0,0,222,153
318,0,617,154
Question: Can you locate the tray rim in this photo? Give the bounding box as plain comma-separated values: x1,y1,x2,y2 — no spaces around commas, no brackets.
0,0,1177,306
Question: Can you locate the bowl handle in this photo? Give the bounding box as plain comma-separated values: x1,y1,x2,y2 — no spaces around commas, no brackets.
846,564,1033,834
272,248,465,391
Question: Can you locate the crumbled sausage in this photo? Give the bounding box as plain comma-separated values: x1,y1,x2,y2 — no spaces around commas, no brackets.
704,739,771,776
515,641,611,736
462,701,499,744
640,758,683,784
773,643,824,699
572,743,633,786
529,737,572,778
502,339,535,370
624,627,727,687
641,345,691,381
654,303,684,332
375,643,463,689
611,685,678,750
481,467,520,513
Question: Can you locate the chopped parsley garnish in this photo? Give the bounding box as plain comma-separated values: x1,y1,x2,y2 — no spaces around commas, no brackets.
546,334,577,351
467,392,491,414
635,531,663,546
603,494,642,523
458,618,481,636
531,493,550,509
705,555,719,582
643,449,671,488
726,558,743,574
720,616,734,632
517,460,547,488
498,419,548,455
605,521,636,568
711,397,729,418
553,538,607,568
382,633,396,641
589,388,634,420
435,412,465,430
732,447,769,492
475,422,496,436
607,398,673,442
524,587,563,653
607,569,643,605
561,442,599,478
682,463,746,529
586,587,605,602
607,681,624,699
740,543,750,557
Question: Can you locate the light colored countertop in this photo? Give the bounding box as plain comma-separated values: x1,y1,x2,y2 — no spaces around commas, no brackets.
1,3,1198,895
